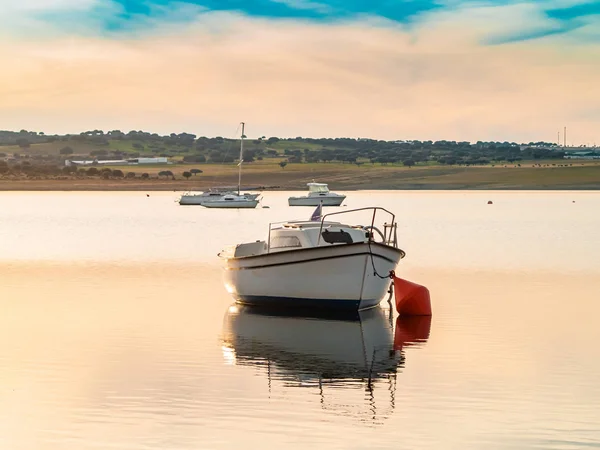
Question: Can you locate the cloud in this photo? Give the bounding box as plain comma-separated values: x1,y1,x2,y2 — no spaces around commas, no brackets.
269,0,333,14
1,3,600,143
479,0,600,44
0,0,443,37
546,0,600,20
2,0,599,46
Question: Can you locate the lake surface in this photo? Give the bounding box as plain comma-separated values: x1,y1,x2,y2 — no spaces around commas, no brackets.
1,190,599,449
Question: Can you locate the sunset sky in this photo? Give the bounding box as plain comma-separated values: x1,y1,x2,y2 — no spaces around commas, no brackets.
1,0,599,143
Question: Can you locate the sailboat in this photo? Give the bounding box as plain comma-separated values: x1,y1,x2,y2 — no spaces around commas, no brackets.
179,122,260,208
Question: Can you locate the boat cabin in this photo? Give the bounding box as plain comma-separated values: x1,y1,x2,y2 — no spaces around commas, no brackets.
307,183,331,196
306,183,329,194
231,221,369,258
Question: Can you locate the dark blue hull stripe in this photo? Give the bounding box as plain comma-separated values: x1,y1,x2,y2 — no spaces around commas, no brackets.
236,295,376,311
229,249,403,271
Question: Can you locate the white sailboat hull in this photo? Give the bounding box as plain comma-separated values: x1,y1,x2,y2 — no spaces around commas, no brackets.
203,199,259,208
288,195,345,206
179,192,259,206
179,195,209,205
223,242,403,311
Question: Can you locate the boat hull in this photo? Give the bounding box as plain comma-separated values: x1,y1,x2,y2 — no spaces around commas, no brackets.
223,242,404,311
288,195,345,206
179,195,208,205
203,200,259,208
179,193,259,206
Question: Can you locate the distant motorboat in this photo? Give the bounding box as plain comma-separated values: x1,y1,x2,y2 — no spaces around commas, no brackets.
288,182,346,206
178,122,260,208
218,205,405,311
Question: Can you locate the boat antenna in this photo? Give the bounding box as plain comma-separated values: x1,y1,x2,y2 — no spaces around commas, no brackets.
238,122,245,195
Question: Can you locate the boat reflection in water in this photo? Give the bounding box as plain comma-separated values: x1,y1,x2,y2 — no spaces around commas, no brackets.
221,304,431,423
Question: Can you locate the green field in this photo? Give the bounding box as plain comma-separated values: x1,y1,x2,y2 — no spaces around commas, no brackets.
2,133,599,190
86,160,600,190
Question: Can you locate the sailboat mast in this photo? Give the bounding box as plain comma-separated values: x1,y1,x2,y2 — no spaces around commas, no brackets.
238,122,245,195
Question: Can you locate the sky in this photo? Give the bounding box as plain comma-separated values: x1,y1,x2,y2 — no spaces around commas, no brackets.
0,0,599,143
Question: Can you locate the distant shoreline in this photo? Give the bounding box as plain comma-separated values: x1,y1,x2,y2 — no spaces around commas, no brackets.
1,179,599,192
2,161,600,192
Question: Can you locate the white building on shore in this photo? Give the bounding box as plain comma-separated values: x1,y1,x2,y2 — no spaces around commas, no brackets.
65,157,170,166
563,151,600,160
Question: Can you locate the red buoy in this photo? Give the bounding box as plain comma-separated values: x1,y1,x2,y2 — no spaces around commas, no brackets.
392,275,432,316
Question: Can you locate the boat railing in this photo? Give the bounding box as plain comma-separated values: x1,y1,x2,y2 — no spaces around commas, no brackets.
266,207,398,252
317,207,398,248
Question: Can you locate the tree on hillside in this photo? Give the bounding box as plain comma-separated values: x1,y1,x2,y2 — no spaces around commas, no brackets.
402,159,415,168
159,170,174,179
141,173,149,179
112,169,124,177
62,166,77,174
183,155,206,163
242,149,255,162
183,171,192,180
279,161,287,169
60,146,74,155
190,168,203,176
16,138,30,149
126,172,136,178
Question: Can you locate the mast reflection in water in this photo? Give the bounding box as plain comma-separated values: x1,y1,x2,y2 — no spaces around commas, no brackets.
221,305,431,424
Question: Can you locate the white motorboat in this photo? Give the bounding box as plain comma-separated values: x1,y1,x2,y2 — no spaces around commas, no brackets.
178,122,260,208
288,182,346,206
218,205,405,311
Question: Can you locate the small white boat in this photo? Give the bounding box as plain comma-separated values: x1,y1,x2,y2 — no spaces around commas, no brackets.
179,190,259,206
288,182,346,206
218,205,405,311
178,122,260,208
202,193,260,208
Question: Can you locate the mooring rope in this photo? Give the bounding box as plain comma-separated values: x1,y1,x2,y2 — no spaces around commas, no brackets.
367,240,394,279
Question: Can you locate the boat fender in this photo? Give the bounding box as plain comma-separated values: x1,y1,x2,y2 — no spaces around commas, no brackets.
391,272,432,316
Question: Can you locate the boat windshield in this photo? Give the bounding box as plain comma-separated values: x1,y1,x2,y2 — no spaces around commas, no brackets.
308,184,329,193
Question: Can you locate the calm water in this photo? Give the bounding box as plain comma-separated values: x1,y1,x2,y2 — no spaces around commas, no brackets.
1,191,599,449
